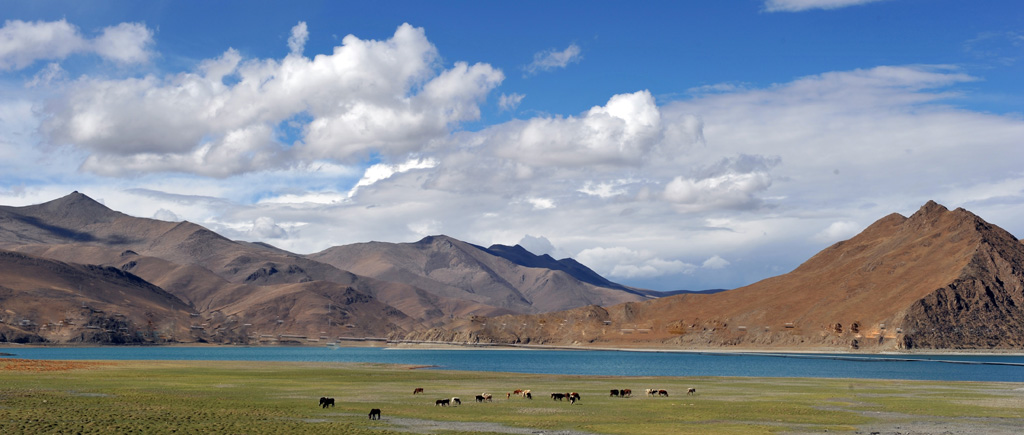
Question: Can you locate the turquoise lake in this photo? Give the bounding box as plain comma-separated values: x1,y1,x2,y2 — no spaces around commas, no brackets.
2,346,1023,382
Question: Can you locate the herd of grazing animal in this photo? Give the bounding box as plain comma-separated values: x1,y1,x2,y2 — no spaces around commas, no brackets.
321,385,695,421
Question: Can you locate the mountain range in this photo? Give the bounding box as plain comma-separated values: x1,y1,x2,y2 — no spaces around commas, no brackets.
0,192,651,344
3,193,1024,351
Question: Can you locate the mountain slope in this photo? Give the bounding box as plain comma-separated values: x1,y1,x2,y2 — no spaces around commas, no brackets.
309,235,651,315
0,192,655,343
409,201,1024,350
0,249,195,344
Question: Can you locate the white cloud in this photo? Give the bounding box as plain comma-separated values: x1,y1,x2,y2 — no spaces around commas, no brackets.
498,93,524,111
702,255,730,269
518,234,556,257
813,221,862,243
0,19,84,70
287,22,308,55
491,90,667,167
663,155,779,211
578,179,637,199
524,43,582,75
577,246,697,279
346,157,438,199
527,197,555,210
26,62,66,87
249,216,287,239
152,208,180,222
39,23,503,176
92,22,154,65
0,19,152,70
764,0,889,12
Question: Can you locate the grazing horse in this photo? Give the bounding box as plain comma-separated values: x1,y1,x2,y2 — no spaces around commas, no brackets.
569,395,578,405
507,392,512,399
435,399,450,406
658,389,669,397
413,388,424,395
319,397,335,408
569,392,581,401
687,388,696,395
621,389,632,397
525,392,532,399
551,393,566,401
482,393,492,402
451,397,461,406
476,395,486,403
645,388,656,396
368,408,381,420
609,389,620,397
513,389,523,396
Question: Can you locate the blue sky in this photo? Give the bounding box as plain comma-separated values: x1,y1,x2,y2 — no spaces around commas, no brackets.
1,0,1023,291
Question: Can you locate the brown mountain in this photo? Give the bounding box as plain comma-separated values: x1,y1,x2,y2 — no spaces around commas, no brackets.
309,235,651,315
0,249,194,344
407,201,1024,351
0,192,656,344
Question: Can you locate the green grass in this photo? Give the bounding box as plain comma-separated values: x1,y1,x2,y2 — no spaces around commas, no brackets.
1,359,1022,434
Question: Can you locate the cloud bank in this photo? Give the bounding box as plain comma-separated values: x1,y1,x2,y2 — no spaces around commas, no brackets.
0,19,153,70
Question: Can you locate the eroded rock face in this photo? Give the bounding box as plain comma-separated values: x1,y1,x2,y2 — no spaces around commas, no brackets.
900,231,1024,349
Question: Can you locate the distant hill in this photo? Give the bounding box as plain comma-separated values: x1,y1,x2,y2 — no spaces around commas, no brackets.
404,201,1024,351
309,235,651,315
0,192,662,344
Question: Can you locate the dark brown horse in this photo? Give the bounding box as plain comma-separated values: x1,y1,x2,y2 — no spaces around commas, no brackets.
413,388,424,395
368,408,381,420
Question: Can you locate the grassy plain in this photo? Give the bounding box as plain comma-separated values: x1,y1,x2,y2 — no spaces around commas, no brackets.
1,358,1023,434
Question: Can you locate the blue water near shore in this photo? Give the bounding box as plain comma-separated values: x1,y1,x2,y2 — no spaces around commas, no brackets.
2,346,1023,382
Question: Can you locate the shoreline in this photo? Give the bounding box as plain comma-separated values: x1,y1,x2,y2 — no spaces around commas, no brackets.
4,340,1024,357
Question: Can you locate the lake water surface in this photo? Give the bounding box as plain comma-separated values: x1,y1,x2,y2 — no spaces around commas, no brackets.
2,346,1023,382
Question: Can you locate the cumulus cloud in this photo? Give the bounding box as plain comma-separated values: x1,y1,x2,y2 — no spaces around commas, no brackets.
491,90,666,167
813,221,861,243
249,216,287,239
518,234,556,257
498,93,524,111
39,23,503,176
663,155,779,211
152,208,180,222
764,0,889,12
576,246,697,279
0,19,152,70
92,22,154,65
702,255,730,269
524,43,582,75
287,22,308,55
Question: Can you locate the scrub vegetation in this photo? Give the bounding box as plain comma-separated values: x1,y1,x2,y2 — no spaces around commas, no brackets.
1,358,1023,434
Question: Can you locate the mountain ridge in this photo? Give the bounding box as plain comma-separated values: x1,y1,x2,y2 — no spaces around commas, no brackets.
404,200,1024,351
0,192,656,344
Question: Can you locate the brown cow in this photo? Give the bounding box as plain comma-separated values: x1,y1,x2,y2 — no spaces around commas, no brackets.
368,408,381,420
413,388,424,395
568,392,581,404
